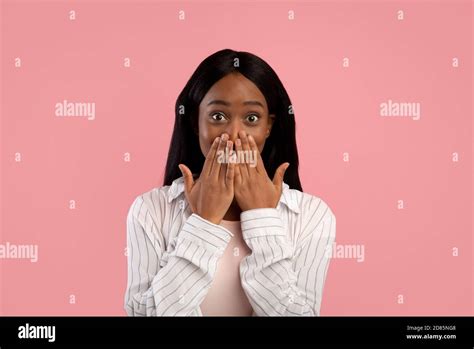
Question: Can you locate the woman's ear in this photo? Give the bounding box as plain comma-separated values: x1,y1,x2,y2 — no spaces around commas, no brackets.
266,114,275,138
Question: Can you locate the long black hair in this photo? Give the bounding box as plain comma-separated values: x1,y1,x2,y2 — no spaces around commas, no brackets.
163,48,302,191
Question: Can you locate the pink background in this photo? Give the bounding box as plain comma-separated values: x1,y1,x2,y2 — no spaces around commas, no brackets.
1,0,472,315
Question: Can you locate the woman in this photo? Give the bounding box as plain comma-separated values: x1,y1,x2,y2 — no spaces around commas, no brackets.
124,49,336,316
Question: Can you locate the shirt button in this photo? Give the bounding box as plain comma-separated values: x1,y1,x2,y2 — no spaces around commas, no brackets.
179,200,185,210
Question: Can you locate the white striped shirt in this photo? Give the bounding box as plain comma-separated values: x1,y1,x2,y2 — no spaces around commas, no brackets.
124,175,336,316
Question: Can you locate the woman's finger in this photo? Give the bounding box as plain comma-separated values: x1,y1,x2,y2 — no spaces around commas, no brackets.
178,163,194,195
273,162,290,192
225,155,235,190
239,130,254,176
235,135,249,180
202,136,220,177
211,133,228,180
178,163,196,212
220,140,233,184
233,155,242,187
247,134,266,175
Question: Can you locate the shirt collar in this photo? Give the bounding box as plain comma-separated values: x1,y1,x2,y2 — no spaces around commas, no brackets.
167,175,301,214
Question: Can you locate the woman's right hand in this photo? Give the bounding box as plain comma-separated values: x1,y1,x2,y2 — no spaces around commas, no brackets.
178,133,235,225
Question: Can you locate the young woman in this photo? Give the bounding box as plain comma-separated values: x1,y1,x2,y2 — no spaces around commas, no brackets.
124,49,336,316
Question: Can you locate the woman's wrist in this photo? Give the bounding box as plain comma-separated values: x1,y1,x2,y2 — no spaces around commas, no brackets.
198,212,222,225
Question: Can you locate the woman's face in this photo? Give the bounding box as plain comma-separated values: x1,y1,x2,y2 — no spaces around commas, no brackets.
198,72,274,157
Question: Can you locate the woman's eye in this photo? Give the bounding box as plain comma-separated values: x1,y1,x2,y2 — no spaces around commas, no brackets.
246,114,259,123
211,112,226,121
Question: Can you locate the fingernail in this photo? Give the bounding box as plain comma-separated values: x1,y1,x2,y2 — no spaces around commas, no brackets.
235,138,241,146
221,133,228,141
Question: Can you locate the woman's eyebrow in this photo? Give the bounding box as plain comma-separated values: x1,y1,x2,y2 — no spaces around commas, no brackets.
243,100,264,108
207,99,230,107
207,99,264,108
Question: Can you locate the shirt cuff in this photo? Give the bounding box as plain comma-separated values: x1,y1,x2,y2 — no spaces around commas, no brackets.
178,213,233,253
240,208,286,239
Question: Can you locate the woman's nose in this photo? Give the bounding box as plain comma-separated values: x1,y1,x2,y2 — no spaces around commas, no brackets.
225,122,242,143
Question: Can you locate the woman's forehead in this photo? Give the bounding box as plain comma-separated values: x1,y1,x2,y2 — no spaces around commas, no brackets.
201,74,267,107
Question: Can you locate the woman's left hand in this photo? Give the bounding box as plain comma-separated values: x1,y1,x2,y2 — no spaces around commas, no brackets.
233,130,290,212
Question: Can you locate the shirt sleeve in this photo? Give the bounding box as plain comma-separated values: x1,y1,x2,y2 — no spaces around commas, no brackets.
239,199,336,316
124,195,233,316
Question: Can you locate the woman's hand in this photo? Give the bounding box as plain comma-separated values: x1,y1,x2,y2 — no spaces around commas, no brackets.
233,130,290,212
178,134,235,225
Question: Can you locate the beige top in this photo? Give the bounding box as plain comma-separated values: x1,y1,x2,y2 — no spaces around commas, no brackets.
200,219,254,316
